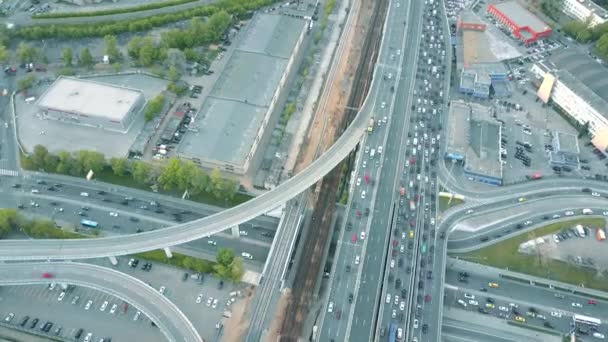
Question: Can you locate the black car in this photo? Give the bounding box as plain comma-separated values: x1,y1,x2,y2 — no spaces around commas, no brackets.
19,316,30,327
422,324,429,333
348,293,353,303
30,318,39,329
129,217,140,222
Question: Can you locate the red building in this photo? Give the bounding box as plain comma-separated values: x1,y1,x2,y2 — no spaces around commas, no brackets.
458,11,487,32
487,1,552,44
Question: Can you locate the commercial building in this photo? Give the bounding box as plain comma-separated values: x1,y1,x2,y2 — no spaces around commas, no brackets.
36,76,144,133
562,0,608,27
458,10,487,31
487,1,552,44
446,101,503,186
177,13,307,174
549,131,580,167
530,50,608,153
459,63,510,99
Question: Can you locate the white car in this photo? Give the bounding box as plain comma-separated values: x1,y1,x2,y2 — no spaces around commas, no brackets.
464,293,475,299
430,218,435,226
207,297,213,306
524,220,533,226
468,300,478,306
592,192,601,197
565,211,574,216
386,294,392,304
100,301,108,311
550,311,562,318
159,286,166,295
457,299,467,307
572,302,582,308
196,294,203,304
413,319,419,328
110,304,117,314
498,306,509,312
392,309,397,318
394,295,400,305
109,212,118,217
390,260,395,268
361,191,366,199
402,232,406,240
84,333,93,342
400,245,404,253
360,231,366,240
466,209,474,214
85,300,93,310
536,314,547,320
133,311,141,321
552,214,561,219
212,299,218,309
381,101,386,108
603,211,608,217
399,301,405,311
328,302,334,313
207,240,217,246
355,255,360,265
239,230,248,236
509,303,519,308
356,178,361,186
58,292,66,301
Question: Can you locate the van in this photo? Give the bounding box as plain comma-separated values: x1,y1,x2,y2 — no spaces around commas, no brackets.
80,192,89,197
583,209,593,215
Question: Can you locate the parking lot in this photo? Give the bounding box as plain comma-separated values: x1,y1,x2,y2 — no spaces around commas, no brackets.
1,256,249,342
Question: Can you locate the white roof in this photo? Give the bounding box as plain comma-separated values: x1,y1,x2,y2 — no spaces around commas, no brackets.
37,77,142,121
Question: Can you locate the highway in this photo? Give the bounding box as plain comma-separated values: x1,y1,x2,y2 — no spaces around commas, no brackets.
0,262,200,342
317,0,419,340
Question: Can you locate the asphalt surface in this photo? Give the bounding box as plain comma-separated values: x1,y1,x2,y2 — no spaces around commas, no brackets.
317,0,419,340
0,262,200,342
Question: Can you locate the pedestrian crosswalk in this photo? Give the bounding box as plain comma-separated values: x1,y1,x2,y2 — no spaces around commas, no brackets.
0,168,18,176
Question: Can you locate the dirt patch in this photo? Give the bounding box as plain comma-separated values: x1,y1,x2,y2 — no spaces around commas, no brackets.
222,286,256,342
265,289,292,342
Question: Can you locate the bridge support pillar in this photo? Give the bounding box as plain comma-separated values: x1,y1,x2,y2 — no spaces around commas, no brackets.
163,247,173,258
108,256,118,266
231,225,240,238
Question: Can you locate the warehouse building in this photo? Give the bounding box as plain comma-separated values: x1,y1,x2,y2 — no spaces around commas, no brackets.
36,76,144,133
561,0,608,27
549,131,580,167
487,1,552,44
446,101,503,186
530,50,608,154
177,13,307,175
459,63,510,99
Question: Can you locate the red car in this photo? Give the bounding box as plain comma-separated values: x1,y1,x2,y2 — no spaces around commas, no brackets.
352,234,357,243
393,239,398,247
588,299,597,305
425,294,431,302
410,158,416,165
409,219,416,228
42,272,54,279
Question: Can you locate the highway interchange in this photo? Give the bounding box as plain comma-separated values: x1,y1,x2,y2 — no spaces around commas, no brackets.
1,0,608,341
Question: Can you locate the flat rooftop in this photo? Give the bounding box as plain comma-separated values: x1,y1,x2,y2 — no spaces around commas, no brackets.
491,1,550,33
546,50,608,102
37,76,142,121
554,131,580,155
466,119,502,179
461,30,497,66
178,13,305,167
447,101,471,157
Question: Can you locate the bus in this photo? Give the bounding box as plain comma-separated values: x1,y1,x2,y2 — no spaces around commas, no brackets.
573,314,601,326
409,200,416,211
421,243,427,254
80,219,98,228
388,323,397,342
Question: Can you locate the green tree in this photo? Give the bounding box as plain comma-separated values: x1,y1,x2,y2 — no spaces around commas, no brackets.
79,47,94,67
110,157,128,176
0,208,19,238
158,158,182,190
183,48,199,62
104,34,121,62
138,37,157,67
0,45,9,63
144,93,165,122
213,248,236,280
165,48,185,71
55,151,74,174
75,150,105,174
31,144,49,170
127,36,144,59
16,42,38,63
167,66,181,82
132,161,152,184
43,153,60,172
597,33,608,59
189,168,210,195
540,0,563,20
176,160,197,191
229,257,244,282
17,74,36,91
62,47,73,67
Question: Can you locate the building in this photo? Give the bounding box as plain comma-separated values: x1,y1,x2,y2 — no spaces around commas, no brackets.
458,10,487,31
562,0,608,27
487,1,552,44
446,101,503,186
459,63,510,99
549,131,580,167
530,50,608,153
36,76,144,133
177,14,307,175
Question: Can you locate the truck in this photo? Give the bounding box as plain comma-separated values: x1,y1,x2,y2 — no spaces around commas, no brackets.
598,228,606,241
388,323,397,342
409,200,416,211
368,118,375,132
576,224,586,237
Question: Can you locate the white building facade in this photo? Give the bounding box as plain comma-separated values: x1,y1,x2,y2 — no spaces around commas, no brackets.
562,0,608,27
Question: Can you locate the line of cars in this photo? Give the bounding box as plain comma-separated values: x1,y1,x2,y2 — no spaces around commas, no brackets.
4,312,110,342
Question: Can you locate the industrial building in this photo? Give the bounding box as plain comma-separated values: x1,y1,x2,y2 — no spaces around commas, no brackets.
562,0,608,27
549,131,580,167
36,76,145,133
530,50,608,154
487,1,552,44
459,63,509,98
177,13,307,175
446,101,503,186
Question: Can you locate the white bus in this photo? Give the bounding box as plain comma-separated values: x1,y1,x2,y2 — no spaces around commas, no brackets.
574,314,601,326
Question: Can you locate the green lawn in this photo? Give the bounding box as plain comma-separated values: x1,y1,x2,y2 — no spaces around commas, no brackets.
438,196,464,212
456,218,608,291
135,249,215,274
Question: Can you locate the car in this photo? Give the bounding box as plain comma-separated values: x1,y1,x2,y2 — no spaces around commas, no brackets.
386,294,391,304
518,197,526,202
588,299,597,305
592,192,601,197
464,293,475,299
159,286,166,294
424,294,431,302
206,297,213,306
42,272,53,279
413,319,419,328
514,316,526,323
241,252,254,260
100,301,108,311
565,211,574,216
572,302,582,308
457,299,467,307
133,311,141,321
4,313,14,323
394,295,400,305
84,332,93,342
356,178,361,186
361,191,366,199
498,306,509,312
390,260,395,268
85,300,93,310
328,302,334,313
360,231,366,240
58,292,66,301
486,303,495,309
409,230,414,239
392,309,397,318
355,255,360,265
550,311,562,317
71,296,80,305
399,301,405,311
212,299,218,308
488,282,499,288
30,318,39,329
109,212,118,217
468,300,478,306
